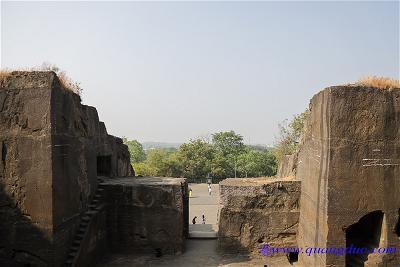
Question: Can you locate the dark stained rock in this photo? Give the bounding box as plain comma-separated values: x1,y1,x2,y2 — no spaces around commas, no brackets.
0,71,134,266
103,177,188,255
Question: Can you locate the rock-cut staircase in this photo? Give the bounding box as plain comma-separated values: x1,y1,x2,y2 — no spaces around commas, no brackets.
64,181,106,267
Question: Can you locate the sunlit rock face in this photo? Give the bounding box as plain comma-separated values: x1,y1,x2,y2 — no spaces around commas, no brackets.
296,86,400,267
218,177,301,255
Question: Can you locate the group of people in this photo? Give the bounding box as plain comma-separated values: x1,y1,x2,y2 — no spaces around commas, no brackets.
192,214,206,224
188,184,212,198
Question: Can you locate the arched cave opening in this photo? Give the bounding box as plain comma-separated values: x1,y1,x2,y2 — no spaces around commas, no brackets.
395,208,400,237
345,210,383,267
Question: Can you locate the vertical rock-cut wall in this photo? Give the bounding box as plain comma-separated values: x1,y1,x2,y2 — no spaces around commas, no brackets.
0,72,54,266
297,86,400,267
50,77,133,265
103,177,188,255
218,178,301,255
0,71,134,266
276,154,298,178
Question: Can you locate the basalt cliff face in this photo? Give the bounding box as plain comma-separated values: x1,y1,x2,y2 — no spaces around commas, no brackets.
297,86,400,267
0,71,133,266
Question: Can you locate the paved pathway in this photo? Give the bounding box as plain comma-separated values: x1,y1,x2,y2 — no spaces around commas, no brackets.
188,183,219,238
98,239,297,266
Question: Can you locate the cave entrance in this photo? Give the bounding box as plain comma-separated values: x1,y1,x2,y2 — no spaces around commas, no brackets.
345,210,383,267
97,155,112,177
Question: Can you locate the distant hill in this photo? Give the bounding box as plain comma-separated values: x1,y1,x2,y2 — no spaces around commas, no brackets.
142,142,182,150
247,144,274,151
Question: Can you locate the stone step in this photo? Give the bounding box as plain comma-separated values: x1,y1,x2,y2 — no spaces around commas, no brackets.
81,216,90,222
67,252,76,259
95,203,106,211
86,210,97,216
188,231,218,239
70,246,79,252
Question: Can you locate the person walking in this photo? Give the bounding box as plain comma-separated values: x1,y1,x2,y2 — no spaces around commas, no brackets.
192,216,197,224
189,188,192,198
208,185,212,196
202,214,206,224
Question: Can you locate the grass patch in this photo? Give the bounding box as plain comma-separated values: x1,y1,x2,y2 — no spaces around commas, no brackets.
0,63,82,95
0,69,12,87
355,76,400,90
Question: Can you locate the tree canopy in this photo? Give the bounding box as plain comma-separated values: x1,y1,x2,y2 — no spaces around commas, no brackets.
123,138,146,163
273,109,309,163
124,131,278,179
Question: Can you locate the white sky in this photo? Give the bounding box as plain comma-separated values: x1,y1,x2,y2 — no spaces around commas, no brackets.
1,1,399,145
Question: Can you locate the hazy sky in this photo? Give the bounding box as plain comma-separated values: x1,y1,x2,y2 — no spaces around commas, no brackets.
1,1,399,145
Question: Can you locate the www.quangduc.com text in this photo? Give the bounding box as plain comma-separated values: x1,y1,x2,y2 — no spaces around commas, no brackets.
260,244,400,257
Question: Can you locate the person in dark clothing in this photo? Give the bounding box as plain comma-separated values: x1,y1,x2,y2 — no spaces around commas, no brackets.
192,216,197,224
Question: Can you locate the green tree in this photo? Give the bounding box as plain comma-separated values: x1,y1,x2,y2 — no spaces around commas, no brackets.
212,131,245,178
274,109,309,162
211,152,233,178
237,149,277,177
145,149,182,177
177,139,214,179
133,162,157,176
123,138,146,163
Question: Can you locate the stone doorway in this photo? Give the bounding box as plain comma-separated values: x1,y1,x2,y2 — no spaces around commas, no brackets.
345,210,384,266
97,155,112,177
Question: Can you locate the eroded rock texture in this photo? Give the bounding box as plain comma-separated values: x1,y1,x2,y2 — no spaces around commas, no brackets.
0,71,133,266
218,178,301,255
276,154,298,178
297,86,400,267
103,177,189,255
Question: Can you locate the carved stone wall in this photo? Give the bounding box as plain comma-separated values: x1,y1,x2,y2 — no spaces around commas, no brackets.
297,86,400,267
103,177,188,255
218,178,301,255
0,71,133,266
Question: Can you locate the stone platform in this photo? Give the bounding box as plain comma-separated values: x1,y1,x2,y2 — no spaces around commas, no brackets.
102,177,189,255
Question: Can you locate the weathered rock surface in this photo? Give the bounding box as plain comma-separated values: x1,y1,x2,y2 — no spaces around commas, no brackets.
0,71,133,266
218,177,301,256
276,154,298,178
103,177,189,255
297,86,400,267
